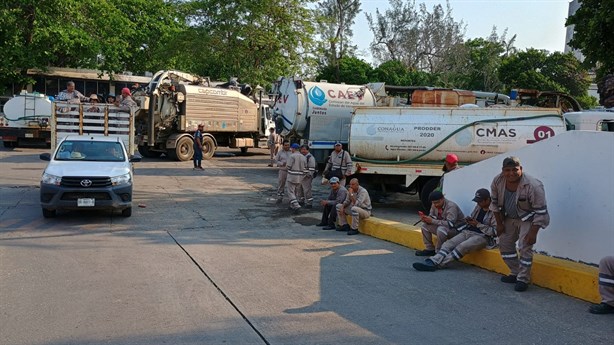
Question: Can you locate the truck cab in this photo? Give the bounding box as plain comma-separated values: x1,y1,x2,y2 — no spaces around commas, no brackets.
39,135,141,218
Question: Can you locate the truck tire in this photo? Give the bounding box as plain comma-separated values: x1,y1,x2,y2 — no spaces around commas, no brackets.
201,136,215,160
42,208,56,218
121,207,132,217
3,141,16,148
419,177,440,210
240,147,248,154
168,136,194,161
138,145,163,158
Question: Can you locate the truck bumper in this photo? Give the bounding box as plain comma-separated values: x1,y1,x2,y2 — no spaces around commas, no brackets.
40,183,133,211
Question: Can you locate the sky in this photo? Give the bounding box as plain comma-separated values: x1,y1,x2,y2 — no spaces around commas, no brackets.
352,0,573,64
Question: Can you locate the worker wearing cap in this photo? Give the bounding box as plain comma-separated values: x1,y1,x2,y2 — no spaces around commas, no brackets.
317,176,348,230
323,142,352,187
437,153,460,192
415,190,464,256
274,140,291,201
119,87,137,109
589,256,614,314
192,124,204,170
413,188,497,271
286,143,306,211
490,156,549,292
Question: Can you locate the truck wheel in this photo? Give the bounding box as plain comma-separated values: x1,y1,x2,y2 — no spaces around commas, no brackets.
168,136,194,161
42,208,56,218
138,145,162,158
240,147,248,154
3,141,16,148
202,136,215,160
419,178,440,210
121,207,132,217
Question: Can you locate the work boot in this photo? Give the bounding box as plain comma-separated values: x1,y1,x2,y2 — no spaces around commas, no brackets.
347,228,359,235
413,259,437,272
501,275,517,284
415,249,436,256
322,225,336,230
337,224,350,232
589,303,614,314
514,281,528,292
316,222,327,227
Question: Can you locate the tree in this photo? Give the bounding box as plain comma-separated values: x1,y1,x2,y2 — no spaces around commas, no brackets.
370,60,436,86
316,57,373,85
0,0,184,92
315,0,361,83
498,49,592,107
366,0,419,64
566,0,614,78
178,0,316,87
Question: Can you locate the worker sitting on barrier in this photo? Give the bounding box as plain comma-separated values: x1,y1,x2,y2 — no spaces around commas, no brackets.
413,188,497,271
415,190,464,256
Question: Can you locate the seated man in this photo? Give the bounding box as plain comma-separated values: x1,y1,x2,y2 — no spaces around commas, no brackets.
588,256,614,314
336,178,371,235
413,188,497,271
415,190,464,256
317,177,348,230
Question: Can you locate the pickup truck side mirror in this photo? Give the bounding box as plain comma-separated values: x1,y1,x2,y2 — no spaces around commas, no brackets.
40,153,51,161
129,154,142,163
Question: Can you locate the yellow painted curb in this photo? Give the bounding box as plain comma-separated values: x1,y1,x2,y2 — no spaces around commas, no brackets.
357,216,600,303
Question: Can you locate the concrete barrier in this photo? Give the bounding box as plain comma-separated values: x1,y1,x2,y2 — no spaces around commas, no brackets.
358,216,600,303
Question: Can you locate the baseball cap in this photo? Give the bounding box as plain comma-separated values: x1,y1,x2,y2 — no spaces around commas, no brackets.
290,143,300,149
428,190,444,202
445,153,458,164
502,156,521,168
329,177,340,184
121,87,131,96
472,188,490,202
334,142,342,146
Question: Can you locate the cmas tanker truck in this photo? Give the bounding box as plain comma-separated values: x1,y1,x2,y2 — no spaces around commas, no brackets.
0,92,53,147
133,70,270,161
349,104,614,208
271,77,377,163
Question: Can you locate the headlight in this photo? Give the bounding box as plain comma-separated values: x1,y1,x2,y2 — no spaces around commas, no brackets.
111,173,131,186
41,173,62,186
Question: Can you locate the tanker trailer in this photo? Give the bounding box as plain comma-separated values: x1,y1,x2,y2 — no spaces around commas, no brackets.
0,92,53,147
348,105,567,208
271,77,377,163
134,70,261,161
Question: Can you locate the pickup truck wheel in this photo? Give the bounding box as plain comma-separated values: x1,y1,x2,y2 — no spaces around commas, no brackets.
419,178,441,210
240,147,248,154
42,208,56,218
202,136,215,160
121,207,132,217
168,136,194,161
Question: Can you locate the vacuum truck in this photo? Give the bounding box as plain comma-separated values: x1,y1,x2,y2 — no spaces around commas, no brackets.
134,70,268,161
349,101,614,208
271,77,377,163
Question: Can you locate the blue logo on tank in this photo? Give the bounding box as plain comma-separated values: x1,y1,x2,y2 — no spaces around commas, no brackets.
308,86,327,106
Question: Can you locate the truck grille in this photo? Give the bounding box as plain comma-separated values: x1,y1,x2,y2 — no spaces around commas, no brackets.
61,177,112,188
61,192,112,200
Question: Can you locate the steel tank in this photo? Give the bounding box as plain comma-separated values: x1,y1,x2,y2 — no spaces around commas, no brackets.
2,92,52,128
272,78,376,137
349,106,567,162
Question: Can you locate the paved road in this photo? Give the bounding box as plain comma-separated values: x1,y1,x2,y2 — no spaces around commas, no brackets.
1,145,612,345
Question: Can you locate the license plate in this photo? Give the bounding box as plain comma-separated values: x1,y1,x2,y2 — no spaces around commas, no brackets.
25,133,34,138
77,198,95,207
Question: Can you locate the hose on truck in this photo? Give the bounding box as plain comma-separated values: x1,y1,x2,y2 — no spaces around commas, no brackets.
352,114,563,165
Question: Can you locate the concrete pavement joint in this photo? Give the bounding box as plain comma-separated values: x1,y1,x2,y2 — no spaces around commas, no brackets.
167,231,270,345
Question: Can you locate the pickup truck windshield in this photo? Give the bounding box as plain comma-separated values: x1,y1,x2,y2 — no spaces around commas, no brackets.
55,140,125,162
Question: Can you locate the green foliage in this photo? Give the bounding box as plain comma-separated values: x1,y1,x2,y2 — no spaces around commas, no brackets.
316,57,373,84
178,0,316,87
566,0,614,78
499,49,591,99
370,60,435,86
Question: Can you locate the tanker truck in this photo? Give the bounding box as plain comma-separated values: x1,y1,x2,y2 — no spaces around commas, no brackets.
134,70,267,161
349,104,614,208
271,77,377,163
0,91,53,147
